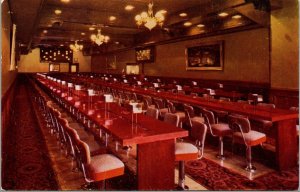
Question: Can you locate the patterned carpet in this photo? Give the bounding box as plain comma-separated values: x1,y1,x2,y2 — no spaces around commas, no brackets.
185,158,299,190
2,79,59,190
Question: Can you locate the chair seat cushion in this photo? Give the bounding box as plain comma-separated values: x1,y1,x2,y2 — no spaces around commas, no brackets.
175,142,198,161
211,123,231,136
233,130,266,146
175,112,186,119
191,116,205,123
88,154,124,181
159,108,169,117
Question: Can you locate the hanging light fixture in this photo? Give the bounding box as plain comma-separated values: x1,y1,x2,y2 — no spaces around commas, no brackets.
69,40,83,52
90,29,110,46
135,1,166,30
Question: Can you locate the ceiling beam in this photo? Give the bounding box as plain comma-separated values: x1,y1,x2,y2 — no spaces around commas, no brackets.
26,0,45,51
234,3,270,27
165,0,247,26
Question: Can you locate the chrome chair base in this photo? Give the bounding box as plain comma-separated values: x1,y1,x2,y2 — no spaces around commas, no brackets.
245,165,256,172
216,154,226,160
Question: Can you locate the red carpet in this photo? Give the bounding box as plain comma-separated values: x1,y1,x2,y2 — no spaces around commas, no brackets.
185,158,299,190
2,78,59,190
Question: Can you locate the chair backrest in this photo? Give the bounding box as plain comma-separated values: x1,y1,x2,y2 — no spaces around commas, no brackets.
153,98,165,109
191,121,208,144
146,107,159,119
183,104,195,118
228,115,251,133
202,109,216,125
164,113,180,127
290,106,299,112
76,139,91,165
166,100,176,113
143,95,153,108
257,103,275,109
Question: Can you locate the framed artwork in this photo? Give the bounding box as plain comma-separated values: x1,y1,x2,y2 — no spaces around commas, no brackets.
186,41,224,70
49,63,60,72
106,55,117,70
135,46,155,63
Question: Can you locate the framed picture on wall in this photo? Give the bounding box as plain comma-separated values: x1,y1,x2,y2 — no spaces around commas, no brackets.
186,41,224,70
49,63,60,72
135,46,155,63
106,55,117,70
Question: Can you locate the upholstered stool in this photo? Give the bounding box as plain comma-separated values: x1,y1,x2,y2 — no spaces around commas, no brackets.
229,115,266,172
77,140,124,189
202,109,231,160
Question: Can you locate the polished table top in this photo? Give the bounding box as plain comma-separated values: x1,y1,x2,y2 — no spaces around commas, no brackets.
73,77,298,122
39,78,188,147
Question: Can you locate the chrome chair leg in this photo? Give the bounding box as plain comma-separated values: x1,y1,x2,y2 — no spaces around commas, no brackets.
216,136,226,160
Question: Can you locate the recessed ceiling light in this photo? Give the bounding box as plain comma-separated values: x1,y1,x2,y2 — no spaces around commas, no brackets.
81,32,86,35
115,41,120,44
89,27,95,31
197,24,205,28
43,30,48,33
232,14,242,19
179,13,187,17
54,9,62,15
60,0,70,3
60,44,64,46
218,12,229,17
183,22,192,27
125,5,134,11
109,16,116,21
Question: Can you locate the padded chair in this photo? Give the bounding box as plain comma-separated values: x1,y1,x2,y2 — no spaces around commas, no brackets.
164,112,180,127
166,100,185,128
153,97,169,119
175,122,208,190
145,107,159,119
228,115,266,172
202,108,231,159
76,139,124,189
142,95,155,109
183,104,204,129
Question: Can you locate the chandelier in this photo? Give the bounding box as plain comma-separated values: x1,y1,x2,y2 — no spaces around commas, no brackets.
90,29,110,46
135,1,165,30
69,40,83,52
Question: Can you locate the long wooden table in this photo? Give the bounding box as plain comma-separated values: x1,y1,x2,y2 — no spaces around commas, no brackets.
37,77,188,190
76,77,298,171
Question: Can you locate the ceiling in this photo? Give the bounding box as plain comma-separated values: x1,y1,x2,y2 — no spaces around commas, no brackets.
6,0,280,54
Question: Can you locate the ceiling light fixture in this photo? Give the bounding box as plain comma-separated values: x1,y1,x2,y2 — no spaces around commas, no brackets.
81,32,86,35
232,14,242,19
109,16,117,21
125,5,135,11
218,12,229,17
43,30,48,33
135,1,166,30
54,9,62,15
60,0,70,3
179,13,187,17
183,22,192,27
89,27,95,31
197,24,205,28
70,40,83,52
90,29,110,46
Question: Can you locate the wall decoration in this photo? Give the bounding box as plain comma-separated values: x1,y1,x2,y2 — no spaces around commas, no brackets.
186,41,224,70
135,46,155,63
106,55,117,70
49,63,60,72
40,47,73,63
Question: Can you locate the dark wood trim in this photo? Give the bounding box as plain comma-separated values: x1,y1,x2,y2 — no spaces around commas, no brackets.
269,88,299,109
1,77,17,149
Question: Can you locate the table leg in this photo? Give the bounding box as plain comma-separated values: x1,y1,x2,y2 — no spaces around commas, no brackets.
275,119,297,170
137,139,175,190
